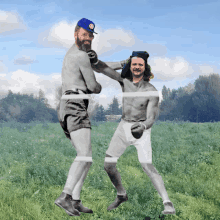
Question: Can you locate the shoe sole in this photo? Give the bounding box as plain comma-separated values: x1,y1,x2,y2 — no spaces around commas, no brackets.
65,210,74,216
66,207,93,214
55,201,80,216
107,197,128,211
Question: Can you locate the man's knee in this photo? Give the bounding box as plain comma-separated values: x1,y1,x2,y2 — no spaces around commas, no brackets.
77,149,92,157
104,154,117,172
141,163,159,176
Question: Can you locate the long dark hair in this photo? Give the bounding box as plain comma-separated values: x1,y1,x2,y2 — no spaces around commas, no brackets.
121,59,152,82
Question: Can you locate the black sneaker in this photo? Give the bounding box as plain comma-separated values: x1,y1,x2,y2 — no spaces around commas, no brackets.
107,194,128,211
66,199,93,215
54,192,81,216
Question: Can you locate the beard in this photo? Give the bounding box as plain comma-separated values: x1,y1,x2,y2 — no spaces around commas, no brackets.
131,69,145,79
76,36,91,52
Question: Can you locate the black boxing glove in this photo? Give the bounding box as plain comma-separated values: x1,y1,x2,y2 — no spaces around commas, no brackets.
87,49,99,65
131,123,146,139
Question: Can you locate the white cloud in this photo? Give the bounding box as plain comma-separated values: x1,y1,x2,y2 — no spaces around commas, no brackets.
0,60,217,110
38,20,167,56
92,27,136,55
51,74,61,80
14,56,38,65
0,10,27,35
10,70,41,92
0,68,122,109
0,61,8,73
150,56,194,80
38,21,76,48
0,70,61,108
198,65,215,75
99,94,107,99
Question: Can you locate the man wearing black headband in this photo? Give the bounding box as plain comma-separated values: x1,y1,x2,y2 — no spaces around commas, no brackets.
88,51,175,215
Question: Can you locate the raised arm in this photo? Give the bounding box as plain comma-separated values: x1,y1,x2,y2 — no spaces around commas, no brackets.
92,60,123,83
77,52,102,94
87,50,123,83
104,60,128,70
95,57,129,71
89,54,127,70
103,61,122,70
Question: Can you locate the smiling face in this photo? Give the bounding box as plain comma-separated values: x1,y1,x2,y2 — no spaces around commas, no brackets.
74,27,94,52
130,57,145,81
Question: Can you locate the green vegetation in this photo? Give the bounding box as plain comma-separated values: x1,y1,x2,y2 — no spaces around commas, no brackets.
160,73,220,123
0,90,58,123
0,121,220,220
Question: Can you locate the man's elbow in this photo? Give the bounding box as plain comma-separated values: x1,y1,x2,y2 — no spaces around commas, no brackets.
88,83,102,94
93,84,102,94
147,114,158,123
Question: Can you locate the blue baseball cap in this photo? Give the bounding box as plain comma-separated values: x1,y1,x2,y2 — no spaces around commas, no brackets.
77,18,97,34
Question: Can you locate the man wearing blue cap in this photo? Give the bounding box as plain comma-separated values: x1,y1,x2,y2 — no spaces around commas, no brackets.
55,18,128,216
87,51,176,215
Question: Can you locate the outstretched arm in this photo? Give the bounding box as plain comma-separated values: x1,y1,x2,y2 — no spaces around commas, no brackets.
92,60,123,83
87,49,129,71
104,61,122,70
104,59,129,70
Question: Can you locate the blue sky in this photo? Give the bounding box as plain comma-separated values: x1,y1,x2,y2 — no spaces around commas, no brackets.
1,0,219,108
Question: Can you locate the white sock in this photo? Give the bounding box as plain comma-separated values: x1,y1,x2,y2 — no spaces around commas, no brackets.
63,162,77,195
117,191,127,196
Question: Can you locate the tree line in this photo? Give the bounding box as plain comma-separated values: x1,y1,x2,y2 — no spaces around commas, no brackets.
0,89,58,123
0,73,219,123
90,97,122,122
0,89,122,123
54,86,122,122
90,73,220,123
159,73,220,122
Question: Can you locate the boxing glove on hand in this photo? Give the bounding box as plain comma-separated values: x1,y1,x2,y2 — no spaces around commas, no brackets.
131,123,145,139
87,50,99,65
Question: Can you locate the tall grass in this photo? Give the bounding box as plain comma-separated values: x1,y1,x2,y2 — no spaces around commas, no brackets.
0,121,220,219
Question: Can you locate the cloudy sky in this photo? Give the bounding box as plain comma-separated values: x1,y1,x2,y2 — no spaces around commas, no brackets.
1,0,219,109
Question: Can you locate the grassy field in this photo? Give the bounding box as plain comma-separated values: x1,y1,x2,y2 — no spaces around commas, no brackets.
0,120,220,220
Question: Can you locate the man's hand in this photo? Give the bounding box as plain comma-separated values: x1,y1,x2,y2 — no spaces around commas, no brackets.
131,123,145,139
87,50,99,65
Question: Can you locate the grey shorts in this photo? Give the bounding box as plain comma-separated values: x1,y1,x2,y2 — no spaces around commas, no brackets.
106,119,152,163
57,90,91,139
